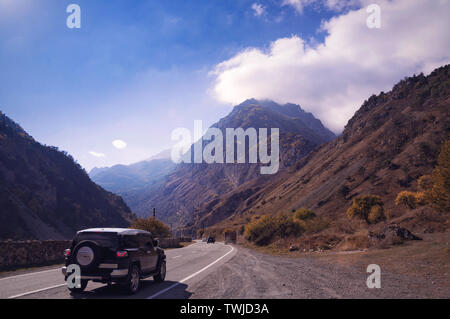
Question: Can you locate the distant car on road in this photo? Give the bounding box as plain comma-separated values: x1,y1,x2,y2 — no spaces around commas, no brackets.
202,238,207,242
207,237,215,244
62,228,166,294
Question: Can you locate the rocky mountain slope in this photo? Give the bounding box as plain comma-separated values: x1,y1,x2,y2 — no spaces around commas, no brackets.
0,113,134,240
129,100,336,226
192,65,449,233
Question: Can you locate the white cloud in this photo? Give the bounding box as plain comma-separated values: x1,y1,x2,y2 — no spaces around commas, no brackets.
212,0,450,133
89,151,105,158
112,139,127,149
282,0,362,13
281,0,315,13
251,3,265,17
325,0,362,11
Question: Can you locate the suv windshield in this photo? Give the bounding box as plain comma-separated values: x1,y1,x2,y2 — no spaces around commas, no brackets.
74,232,118,248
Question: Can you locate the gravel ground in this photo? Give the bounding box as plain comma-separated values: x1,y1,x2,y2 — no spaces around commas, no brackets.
188,245,448,299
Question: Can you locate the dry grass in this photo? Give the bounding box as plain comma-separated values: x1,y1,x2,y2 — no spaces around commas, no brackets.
244,231,450,288
318,231,450,287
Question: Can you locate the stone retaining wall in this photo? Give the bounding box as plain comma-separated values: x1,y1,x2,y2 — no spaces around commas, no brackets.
0,240,71,270
0,237,192,270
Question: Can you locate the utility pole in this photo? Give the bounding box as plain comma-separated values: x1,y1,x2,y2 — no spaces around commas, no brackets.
170,223,173,238
153,207,156,219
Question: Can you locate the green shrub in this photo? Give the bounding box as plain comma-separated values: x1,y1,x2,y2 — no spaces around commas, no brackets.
293,208,316,222
347,195,384,224
298,217,330,233
244,214,303,246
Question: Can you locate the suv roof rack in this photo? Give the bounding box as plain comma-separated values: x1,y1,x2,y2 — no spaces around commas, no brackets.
77,228,152,236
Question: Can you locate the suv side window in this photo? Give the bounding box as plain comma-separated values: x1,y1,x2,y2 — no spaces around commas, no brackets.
139,234,154,249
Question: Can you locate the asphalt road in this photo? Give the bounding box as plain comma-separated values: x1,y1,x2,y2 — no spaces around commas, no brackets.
0,241,236,299
1,241,446,299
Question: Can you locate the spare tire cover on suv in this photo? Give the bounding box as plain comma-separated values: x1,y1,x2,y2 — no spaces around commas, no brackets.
73,240,102,270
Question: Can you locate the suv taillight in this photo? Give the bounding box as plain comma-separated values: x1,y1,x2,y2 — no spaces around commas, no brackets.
64,249,71,257
117,251,128,258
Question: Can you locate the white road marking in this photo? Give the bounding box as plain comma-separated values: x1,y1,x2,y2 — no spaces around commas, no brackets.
0,268,61,281
5,243,234,299
7,284,66,299
147,245,235,299
172,255,182,259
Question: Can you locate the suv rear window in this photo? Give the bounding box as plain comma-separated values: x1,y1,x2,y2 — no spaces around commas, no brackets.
74,232,118,248
122,235,139,249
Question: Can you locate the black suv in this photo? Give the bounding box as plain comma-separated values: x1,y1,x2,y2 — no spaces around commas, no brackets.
207,237,215,244
62,228,166,294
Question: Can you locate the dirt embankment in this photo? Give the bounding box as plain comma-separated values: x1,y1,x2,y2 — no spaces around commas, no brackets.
189,232,449,299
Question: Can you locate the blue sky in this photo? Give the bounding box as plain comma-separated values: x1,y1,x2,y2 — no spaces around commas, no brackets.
1,0,449,170
0,0,333,170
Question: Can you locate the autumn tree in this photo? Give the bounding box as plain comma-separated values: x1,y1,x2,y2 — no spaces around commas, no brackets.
430,139,450,212
130,217,170,238
347,195,385,224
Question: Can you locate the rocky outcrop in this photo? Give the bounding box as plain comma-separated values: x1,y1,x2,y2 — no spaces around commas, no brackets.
368,224,422,247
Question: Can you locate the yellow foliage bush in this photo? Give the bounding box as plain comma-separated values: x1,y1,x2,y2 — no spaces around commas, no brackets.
297,217,330,234
395,191,428,210
346,195,385,224
395,191,419,209
293,208,316,222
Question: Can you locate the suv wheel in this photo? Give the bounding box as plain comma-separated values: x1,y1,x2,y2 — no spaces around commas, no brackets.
68,279,88,293
124,264,140,294
154,260,166,283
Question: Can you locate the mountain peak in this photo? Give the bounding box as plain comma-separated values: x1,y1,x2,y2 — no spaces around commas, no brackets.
222,99,336,142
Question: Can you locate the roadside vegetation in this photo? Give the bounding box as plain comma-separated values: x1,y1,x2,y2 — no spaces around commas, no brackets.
199,139,449,251
244,209,329,246
130,217,170,238
239,139,450,249
244,214,303,246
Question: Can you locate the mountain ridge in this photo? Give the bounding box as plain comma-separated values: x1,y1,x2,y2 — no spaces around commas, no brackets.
0,112,134,240
125,100,337,226
190,65,450,236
